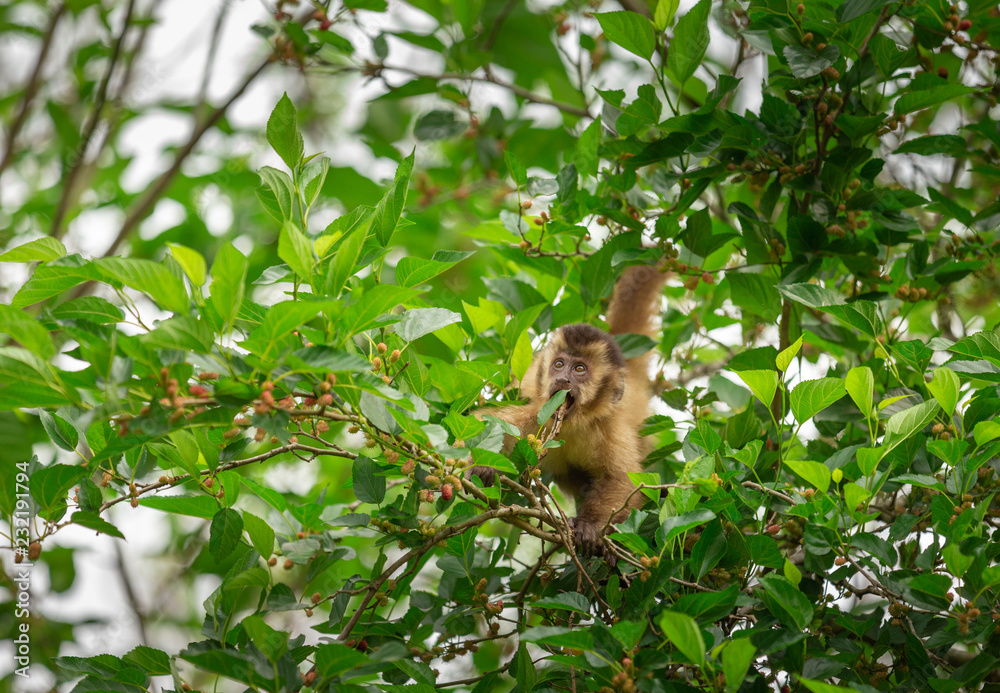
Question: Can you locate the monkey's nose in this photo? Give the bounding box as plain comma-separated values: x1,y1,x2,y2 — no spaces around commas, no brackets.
554,378,570,389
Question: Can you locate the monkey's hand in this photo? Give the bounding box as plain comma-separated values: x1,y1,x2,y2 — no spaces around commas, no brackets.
466,466,497,487
568,517,606,556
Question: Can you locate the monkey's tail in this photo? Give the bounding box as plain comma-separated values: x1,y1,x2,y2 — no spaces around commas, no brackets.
606,263,667,380
607,263,667,338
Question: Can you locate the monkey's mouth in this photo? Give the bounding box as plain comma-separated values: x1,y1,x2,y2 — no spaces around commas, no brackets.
559,390,576,416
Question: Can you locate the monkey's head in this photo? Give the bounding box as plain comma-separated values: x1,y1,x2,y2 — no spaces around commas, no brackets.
537,324,626,420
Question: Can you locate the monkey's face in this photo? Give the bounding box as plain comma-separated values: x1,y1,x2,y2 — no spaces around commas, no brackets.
532,324,627,421
547,353,590,415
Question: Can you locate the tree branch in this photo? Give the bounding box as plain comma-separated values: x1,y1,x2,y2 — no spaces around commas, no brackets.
51,0,138,238
0,3,67,180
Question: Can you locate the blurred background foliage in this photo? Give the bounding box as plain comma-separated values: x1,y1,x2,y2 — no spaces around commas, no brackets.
4,0,1000,691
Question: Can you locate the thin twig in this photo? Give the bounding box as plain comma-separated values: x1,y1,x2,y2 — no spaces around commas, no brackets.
741,480,795,504
385,65,591,119
96,441,355,514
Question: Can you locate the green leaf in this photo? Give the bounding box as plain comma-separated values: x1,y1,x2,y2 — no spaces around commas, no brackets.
0,305,55,358
537,389,568,426
0,237,66,263
747,535,783,569
414,110,466,140
594,11,656,60
689,519,726,579
95,257,189,314
241,615,287,663
776,283,844,309
314,643,369,678
521,626,594,651
209,508,243,562
514,642,538,691
690,420,721,454
352,456,386,504
790,378,846,424
396,251,472,288
278,220,314,282
576,117,602,177
776,334,804,372
927,367,960,417
784,558,803,587
470,448,519,475
895,135,968,157
38,411,79,452
302,156,330,209
242,511,274,557
722,638,756,693
851,532,897,566
658,611,705,665
339,285,417,340
511,330,533,382
836,0,894,22
845,366,874,420
610,620,646,651
396,308,462,342
890,473,946,492
628,472,663,503
884,399,940,451
141,316,214,353
504,150,527,187
209,242,248,329
0,347,71,409
70,511,125,539
974,420,1000,447
785,460,832,493
168,243,207,286
725,272,780,322
30,464,84,516
819,300,882,339
659,509,716,544
757,573,813,630
266,93,304,170
783,43,839,79
530,592,591,614
77,478,103,513
325,214,370,297
735,370,778,410
666,0,710,85
894,85,978,115
123,646,171,675
12,254,102,308
373,150,414,247
51,296,124,323
394,660,436,686
856,447,884,477
654,0,680,30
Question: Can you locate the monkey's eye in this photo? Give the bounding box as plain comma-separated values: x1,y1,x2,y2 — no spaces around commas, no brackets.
553,359,565,368
574,364,587,374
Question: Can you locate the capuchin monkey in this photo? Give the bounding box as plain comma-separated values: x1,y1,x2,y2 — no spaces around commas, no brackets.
469,263,667,556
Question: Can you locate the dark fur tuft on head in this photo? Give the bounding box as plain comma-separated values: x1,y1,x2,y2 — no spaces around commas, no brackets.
558,324,626,369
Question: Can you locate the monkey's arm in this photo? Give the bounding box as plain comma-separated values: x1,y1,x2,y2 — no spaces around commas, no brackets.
570,470,643,555
467,403,539,486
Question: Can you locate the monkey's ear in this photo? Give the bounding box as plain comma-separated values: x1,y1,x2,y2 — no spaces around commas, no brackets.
611,373,625,403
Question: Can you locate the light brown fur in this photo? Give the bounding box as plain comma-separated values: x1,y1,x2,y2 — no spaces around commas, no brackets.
470,263,666,554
